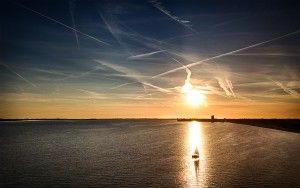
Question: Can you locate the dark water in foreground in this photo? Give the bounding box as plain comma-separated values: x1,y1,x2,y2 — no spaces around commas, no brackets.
0,120,299,187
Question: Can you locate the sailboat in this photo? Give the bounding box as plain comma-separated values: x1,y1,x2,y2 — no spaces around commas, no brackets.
192,147,199,159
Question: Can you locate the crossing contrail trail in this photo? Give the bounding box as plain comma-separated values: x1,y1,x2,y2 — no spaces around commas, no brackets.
69,0,79,49
112,29,300,90
170,58,191,87
1,63,37,87
96,60,171,93
14,2,110,46
98,12,132,55
152,30,300,78
269,79,300,98
149,0,197,33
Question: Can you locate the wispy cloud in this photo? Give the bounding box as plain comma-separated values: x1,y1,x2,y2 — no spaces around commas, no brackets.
55,66,104,82
152,30,300,78
69,0,80,49
95,60,171,93
142,82,170,93
230,53,300,57
128,50,165,59
149,0,196,33
14,2,110,46
20,67,69,77
97,11,134,55
110,81,136,90
0,63,36,87
270,79,300,97
216,77,236,97
77,89,108,99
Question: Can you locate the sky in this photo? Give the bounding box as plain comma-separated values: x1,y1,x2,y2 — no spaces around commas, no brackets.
0,0,300,119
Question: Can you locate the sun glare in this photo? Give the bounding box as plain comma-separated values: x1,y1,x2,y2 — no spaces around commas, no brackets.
185,90,206,107
182,80,206,107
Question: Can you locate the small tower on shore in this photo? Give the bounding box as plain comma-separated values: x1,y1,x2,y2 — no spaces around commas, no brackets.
211,115,215,122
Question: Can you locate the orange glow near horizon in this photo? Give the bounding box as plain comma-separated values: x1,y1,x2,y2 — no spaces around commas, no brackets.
1,101,300,119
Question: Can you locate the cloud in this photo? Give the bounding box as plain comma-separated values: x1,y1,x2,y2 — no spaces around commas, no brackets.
95,60,171,93
149,0,196,33
110,81,136,90
15,2,110,46
216,77,235,97
98,12,131,52
271,80,300,98
142,82,170,93
60,66,104,81
0,63,37,87
77,89,108,99
128,50,165,59
69,0,80,49
230,53,300,57
152,30,300,78
226,78,235,97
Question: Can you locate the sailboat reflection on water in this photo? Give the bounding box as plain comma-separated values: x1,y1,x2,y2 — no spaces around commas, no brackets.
192,147,199,159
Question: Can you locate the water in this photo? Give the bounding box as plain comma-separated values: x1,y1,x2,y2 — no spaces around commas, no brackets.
0,120,299,187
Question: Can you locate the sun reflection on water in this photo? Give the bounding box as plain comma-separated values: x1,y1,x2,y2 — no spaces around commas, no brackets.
187,121,206,187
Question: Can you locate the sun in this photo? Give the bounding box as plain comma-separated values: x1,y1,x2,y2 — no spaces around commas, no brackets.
181,72,206,107
185,89,206,107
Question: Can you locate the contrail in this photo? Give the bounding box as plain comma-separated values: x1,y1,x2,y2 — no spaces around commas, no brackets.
1,63,36,87
230,53,300,57
111,81,137,90
170,58,192,91
69,0,79,49
171,57,190,77
77,89,107,99
270,79,300,97
97,12,132,55
226,78,235,97
128,50,165,59
98,12,123,46
153,30,300,78
149,0,197,33
96,60,171,93
14,2,110,46
60,67,103,81
114,21,185,57
110,55,190,91
113,30,300,91
216,78,232,96
142,82,171,93
170,57,202,97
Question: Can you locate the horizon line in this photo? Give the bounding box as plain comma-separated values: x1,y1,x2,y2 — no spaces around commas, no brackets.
1,118,300,121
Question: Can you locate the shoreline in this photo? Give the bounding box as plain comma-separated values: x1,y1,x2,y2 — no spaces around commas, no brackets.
1,118,299,133
177,118,300,133
1,118,299,121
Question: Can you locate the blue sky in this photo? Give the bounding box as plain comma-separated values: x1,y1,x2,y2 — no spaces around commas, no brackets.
1,0,300,118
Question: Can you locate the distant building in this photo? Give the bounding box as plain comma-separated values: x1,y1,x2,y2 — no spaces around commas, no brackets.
211,115,214,120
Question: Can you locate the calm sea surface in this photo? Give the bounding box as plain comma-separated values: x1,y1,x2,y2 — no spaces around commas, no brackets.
0,120,299,187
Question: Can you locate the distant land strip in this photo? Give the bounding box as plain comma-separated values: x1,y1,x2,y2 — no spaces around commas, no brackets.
0,118,299,133
177,118,300,133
